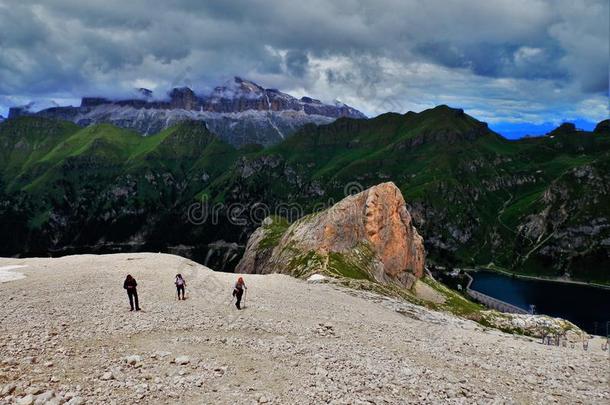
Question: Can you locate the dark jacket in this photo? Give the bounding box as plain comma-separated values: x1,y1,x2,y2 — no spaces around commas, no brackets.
124,278,137,290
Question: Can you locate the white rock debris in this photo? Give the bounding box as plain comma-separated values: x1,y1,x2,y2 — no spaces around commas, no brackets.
0,253,607,404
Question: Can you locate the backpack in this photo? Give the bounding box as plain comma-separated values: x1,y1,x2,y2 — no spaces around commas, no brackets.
176,277,184,286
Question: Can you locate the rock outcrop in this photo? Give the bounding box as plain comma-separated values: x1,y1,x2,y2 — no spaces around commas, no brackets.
481,311,585,341
236,182,425,288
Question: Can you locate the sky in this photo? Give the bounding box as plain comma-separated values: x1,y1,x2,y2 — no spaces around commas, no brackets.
0,0,608,138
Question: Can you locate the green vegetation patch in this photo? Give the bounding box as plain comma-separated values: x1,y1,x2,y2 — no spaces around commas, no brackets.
327,250,373,281
420,276,484,317
287,250,326,278
258,216,291,250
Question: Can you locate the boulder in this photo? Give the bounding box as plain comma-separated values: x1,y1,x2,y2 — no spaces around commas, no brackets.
16,394,34,405
100,371,114,381
124,355,142,366
174,356,191,365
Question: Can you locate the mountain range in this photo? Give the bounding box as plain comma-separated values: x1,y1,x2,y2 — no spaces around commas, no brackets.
0,105,608,282
207,108,610,282
7,77,365,147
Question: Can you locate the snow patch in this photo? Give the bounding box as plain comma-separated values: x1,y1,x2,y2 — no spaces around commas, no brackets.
0,265,27,283
307,274,327,282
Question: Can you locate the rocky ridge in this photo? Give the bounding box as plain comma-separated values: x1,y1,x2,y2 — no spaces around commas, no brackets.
7,77,366,146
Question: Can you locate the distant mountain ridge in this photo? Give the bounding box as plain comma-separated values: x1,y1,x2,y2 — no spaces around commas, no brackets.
7,77,366,146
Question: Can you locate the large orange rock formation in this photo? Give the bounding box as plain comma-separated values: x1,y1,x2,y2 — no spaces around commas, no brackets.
236,182,425,288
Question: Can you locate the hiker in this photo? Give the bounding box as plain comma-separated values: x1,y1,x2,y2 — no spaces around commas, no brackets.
232,277,247,310
123,275,141,311
175,274,186,300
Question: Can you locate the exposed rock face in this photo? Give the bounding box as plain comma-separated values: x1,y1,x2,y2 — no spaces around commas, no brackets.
236,182,425,288
515,162,610,277
8,77,366,147
481,311,585,340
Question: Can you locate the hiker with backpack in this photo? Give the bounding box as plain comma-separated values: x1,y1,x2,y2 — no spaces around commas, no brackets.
123,275,141,311
175,274,186,300
232,277,247,310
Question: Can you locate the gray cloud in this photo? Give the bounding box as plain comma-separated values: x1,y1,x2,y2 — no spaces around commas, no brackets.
0,0,607,125
285,50,310,77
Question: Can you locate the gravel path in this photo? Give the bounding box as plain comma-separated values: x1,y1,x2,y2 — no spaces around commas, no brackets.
0,253,607,404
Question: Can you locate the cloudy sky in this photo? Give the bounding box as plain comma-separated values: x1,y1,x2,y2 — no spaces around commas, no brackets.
0,0,608,137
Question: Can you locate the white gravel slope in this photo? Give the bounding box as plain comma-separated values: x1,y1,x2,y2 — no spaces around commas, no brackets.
0,265,27,283
0,253,607,404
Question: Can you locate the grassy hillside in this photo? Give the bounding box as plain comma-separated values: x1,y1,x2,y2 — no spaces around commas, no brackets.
205,107,610,282
1,110,608,282
0,118,244,269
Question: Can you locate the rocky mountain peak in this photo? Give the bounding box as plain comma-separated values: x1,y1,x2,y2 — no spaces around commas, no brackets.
393,105,492,145
236,182,426,288
549,122,577,135
210,76,266,100
168,87,198,109
233,76,266,93
300,96,322,104
594,119,609,134
430,104,464,114
136,88,153,99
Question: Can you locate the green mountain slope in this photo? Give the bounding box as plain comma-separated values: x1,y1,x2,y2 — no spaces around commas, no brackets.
0,118,244,269
1,111,608,282
0,117,81,188
204,108,610,282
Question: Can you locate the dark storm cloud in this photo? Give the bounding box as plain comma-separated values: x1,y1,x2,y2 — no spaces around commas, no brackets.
414,41,566,81
285,50,310,77
0,0,607,125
